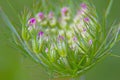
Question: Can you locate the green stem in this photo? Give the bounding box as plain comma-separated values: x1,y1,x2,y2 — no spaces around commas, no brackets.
105,0,113,18
103,0,114,38
110,54,120,58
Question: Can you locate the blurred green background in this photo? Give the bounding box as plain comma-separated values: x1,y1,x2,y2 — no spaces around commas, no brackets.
0,0,120,80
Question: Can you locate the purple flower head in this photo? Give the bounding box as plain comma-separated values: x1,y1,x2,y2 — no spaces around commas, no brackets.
45,48,48,53
48,11,54,19
38,12,44,20
80,3,87,9
58,35,64,41
28,18,36,26
89,39,93,45
84,17,90,22
61,7,68,16
73,36,77,42
38,31,44,37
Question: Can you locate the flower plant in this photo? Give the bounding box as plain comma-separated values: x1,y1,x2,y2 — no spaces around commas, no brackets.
0,0,120,80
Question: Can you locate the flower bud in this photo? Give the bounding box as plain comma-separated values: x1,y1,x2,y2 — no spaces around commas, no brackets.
59,19,67,28
61,7,68,16
66,31,73,39
38,31,44,37
32,39,39,54
28,18,36,26
81,3,88,13
36,12,47,26
73,36,78,42
80,3,87,10
22,28,30,41
58,35,64,41
37,12,44,22
48,11,57,27
84,17,90,23
57,42,66,57
61,7,70,21
48,11,54,19
49,18,57,27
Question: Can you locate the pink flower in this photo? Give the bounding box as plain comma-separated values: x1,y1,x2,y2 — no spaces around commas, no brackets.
84,17,90,22
28,18,36,26
38,31,44,37
80,3,87,9
61,7,68,16
73,36,77,42
38,12,44,20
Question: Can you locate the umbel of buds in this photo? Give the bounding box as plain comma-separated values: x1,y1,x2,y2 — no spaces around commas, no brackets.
20,2,119,78
0,1,119,79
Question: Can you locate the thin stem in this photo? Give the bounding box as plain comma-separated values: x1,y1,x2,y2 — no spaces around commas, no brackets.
110,54,120,58
105,0,113,18
103,0,114,38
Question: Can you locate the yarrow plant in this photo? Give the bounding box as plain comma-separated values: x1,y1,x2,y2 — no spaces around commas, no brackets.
0,0,120,80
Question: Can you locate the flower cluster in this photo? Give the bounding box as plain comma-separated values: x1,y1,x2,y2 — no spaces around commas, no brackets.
24,3,94,55
19,2,119,78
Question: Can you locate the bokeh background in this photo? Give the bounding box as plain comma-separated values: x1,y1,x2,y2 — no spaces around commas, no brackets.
0,0,120,80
